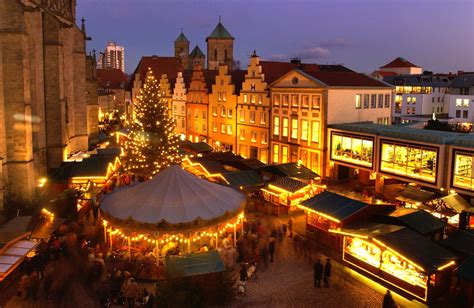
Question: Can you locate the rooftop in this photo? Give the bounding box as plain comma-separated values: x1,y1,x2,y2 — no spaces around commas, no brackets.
175,31,189,43
449,73,474,88
330,122,474,147
207,22,234,40
384,73,451,87
189,45,205,58
380,57,420,69
96,69,128,89
128,55,184,90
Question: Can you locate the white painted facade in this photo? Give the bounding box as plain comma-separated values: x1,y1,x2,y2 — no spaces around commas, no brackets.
448,94,474,123
379,66,422,75
327,88,393,125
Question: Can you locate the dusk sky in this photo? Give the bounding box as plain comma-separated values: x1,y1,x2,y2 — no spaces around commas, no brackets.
77,0,474,75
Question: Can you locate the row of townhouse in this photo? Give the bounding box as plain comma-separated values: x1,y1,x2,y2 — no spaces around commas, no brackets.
126,53,394,177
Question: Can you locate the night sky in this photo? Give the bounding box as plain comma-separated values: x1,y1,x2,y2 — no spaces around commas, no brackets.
77,0,474,75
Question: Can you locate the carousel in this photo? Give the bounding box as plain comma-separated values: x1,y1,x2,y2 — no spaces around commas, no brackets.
99,165,245,276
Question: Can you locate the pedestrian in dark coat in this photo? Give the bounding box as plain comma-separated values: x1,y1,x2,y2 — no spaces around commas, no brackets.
323,258,332,287
313,259,323,288
382,290,398,308
268,237,275,262
260,246,269,271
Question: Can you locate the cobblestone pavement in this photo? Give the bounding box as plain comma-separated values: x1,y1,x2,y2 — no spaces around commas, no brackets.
230,235,385,308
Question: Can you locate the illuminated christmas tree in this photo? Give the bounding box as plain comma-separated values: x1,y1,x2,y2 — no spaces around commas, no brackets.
122,68,181,178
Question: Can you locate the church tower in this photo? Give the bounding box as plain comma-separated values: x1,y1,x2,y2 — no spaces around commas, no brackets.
206,18,234,70
174,30,190,69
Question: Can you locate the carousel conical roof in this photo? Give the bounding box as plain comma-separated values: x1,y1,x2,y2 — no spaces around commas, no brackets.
100,165,245,227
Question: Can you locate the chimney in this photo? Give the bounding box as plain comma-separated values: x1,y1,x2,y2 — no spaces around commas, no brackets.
290,58,301,66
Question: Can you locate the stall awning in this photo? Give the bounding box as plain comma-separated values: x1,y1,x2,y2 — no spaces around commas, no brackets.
300,191,369,222
165,250,225,278
389,208,446,235
441,230,474,255
440,194,472,213
0,240,37,282
31,217,66,239
259,162,320,181
269,177,308,193
221,170,264,190
332,222,404,239
375,227,456,274
398,187,435,203
455,256,474,283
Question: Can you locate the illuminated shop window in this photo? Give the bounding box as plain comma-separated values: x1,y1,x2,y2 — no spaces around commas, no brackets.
331,133,373,167
380,141,437,183
453,152,474,191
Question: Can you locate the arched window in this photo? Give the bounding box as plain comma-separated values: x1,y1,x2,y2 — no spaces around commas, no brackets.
224,49,228,62
214,49,217,60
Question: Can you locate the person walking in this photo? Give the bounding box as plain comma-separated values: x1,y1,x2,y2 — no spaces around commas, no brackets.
288,218,293,238
268,237,275,262
313,259,323,288
323,258,332,287
382,290,398,308
260,246,269,271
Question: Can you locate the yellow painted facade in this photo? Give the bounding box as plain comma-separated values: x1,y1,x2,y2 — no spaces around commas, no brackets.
186,65,210,143
236,54,270,163
208,65,238,152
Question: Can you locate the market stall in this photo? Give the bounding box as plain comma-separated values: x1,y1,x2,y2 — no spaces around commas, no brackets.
100,165,246,266
298,191,388,249
336,226,456,303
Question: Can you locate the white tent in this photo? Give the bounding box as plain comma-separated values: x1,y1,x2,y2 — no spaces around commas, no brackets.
100,165,245,227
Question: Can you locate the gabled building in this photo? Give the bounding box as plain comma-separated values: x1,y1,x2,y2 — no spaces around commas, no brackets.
172,72,188,136
236,51,270,163
158,74,174,118
186,65,216,143
189,45,206,69
208,65,245,152
127,55,183,119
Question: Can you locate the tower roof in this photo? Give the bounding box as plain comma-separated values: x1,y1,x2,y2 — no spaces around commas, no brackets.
206,22,234,40
189,45,205,58
175,31,189,43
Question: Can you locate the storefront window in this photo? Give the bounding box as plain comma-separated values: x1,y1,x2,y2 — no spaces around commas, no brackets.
453,152,474,190
380,141,437,183
345,237,381,268
331,133,373,167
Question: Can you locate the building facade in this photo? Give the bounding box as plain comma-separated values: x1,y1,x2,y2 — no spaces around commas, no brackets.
98,41,125,72
186,65,213,143
172,72,188,136
0,0,94,207
96,69,128,121
237,52,270,163
385,73,451,124
447,74,474,125
208,66,244,151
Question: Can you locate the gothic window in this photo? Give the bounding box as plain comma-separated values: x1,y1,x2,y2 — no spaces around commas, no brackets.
224,49,228,62
214,49,218,60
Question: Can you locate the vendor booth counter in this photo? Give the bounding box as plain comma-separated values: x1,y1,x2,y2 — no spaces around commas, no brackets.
336,226,456,303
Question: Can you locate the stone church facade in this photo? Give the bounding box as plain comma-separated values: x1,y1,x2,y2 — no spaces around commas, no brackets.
0,0,97,208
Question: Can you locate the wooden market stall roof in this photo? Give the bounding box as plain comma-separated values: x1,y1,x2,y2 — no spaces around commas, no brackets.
299,191,371,223
386,208,446,236
331,222,404,239
0,240,37,282
440,194,472,213
441,230,474,255
165,250,226,278
374,227,456,274
396,187,436,203
180,140,214,154
455,256,474,283
259,162,320,181
220,170,264,190
269,177,308,193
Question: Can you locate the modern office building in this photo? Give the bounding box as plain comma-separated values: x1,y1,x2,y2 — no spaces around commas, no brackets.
98,41,125,72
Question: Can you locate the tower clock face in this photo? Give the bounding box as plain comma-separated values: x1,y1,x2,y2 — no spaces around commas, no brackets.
292,77,299,84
